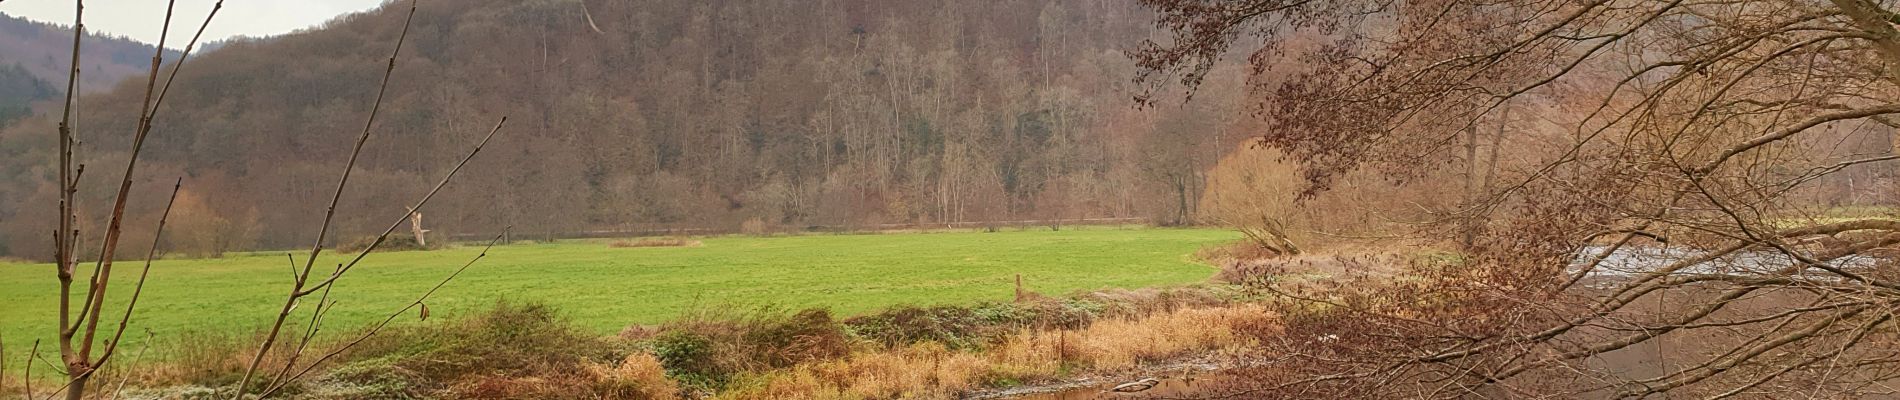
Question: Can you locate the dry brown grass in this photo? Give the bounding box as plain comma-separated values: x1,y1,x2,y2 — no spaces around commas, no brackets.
1213,251,1415,284
610,237,703,248
55,302,666,399
44,296,1261,400
109,331,299,388
583,353,683,400
0,330,343,399
996,305,1273,371
1196,240,1283,263
715,305,1274,400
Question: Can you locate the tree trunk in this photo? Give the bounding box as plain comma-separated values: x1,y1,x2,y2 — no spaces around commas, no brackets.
1482,101,1507,195
65,373,90,400
1174,176,1190,226
1461,125,1479,247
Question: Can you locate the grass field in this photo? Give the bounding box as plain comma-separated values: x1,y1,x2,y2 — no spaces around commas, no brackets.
0,227,1237,372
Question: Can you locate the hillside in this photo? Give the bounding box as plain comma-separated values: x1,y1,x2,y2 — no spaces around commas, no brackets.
0,62,56,127
0,0,1256,259
0,12,179,125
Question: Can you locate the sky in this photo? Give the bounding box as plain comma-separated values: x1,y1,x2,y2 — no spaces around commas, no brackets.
1,0,388,46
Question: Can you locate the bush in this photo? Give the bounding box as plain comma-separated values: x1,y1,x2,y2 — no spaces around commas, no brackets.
746,309,850,368
845,305,999,349
312,358,425,399
652,330,718,385
650,308,851,388
328,301,636,398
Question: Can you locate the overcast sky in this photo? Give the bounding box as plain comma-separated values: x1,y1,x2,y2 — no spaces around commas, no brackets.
1,0,388,46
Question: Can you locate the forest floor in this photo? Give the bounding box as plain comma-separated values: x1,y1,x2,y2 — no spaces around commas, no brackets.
0,226,1240,383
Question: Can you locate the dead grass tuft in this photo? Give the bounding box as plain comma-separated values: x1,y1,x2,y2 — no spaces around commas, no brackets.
610,237,702,248
585,352,684,400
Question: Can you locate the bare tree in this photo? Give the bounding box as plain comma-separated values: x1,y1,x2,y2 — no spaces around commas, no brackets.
45,1,221,399
27,1,507,398
1137,0,1900,397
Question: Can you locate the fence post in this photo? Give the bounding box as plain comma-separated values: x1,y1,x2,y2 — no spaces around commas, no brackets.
1015,274,1023,302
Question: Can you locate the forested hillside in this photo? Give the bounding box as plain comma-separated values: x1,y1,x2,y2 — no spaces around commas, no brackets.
0,63,56,127
0,12,175,127
0,0,1257,259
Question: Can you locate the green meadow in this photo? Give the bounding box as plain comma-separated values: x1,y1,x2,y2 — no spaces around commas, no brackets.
0,227,1237,368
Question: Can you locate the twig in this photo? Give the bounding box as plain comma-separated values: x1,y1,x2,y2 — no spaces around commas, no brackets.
24,340,38,400
284,254,299,285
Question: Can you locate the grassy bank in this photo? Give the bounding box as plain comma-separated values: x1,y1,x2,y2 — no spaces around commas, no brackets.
0,228,1239,378
9,284,1265,399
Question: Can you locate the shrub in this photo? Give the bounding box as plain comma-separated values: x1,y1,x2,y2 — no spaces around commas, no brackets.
312,358,424,399
845,305,993,349
650,307,851,388
328,301,632,398
746,309,851,368
652,330,719,385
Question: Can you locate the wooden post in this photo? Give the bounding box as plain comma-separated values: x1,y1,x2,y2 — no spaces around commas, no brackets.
405,207,427,247
1058,329,1067,364
1014,274,1023,302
